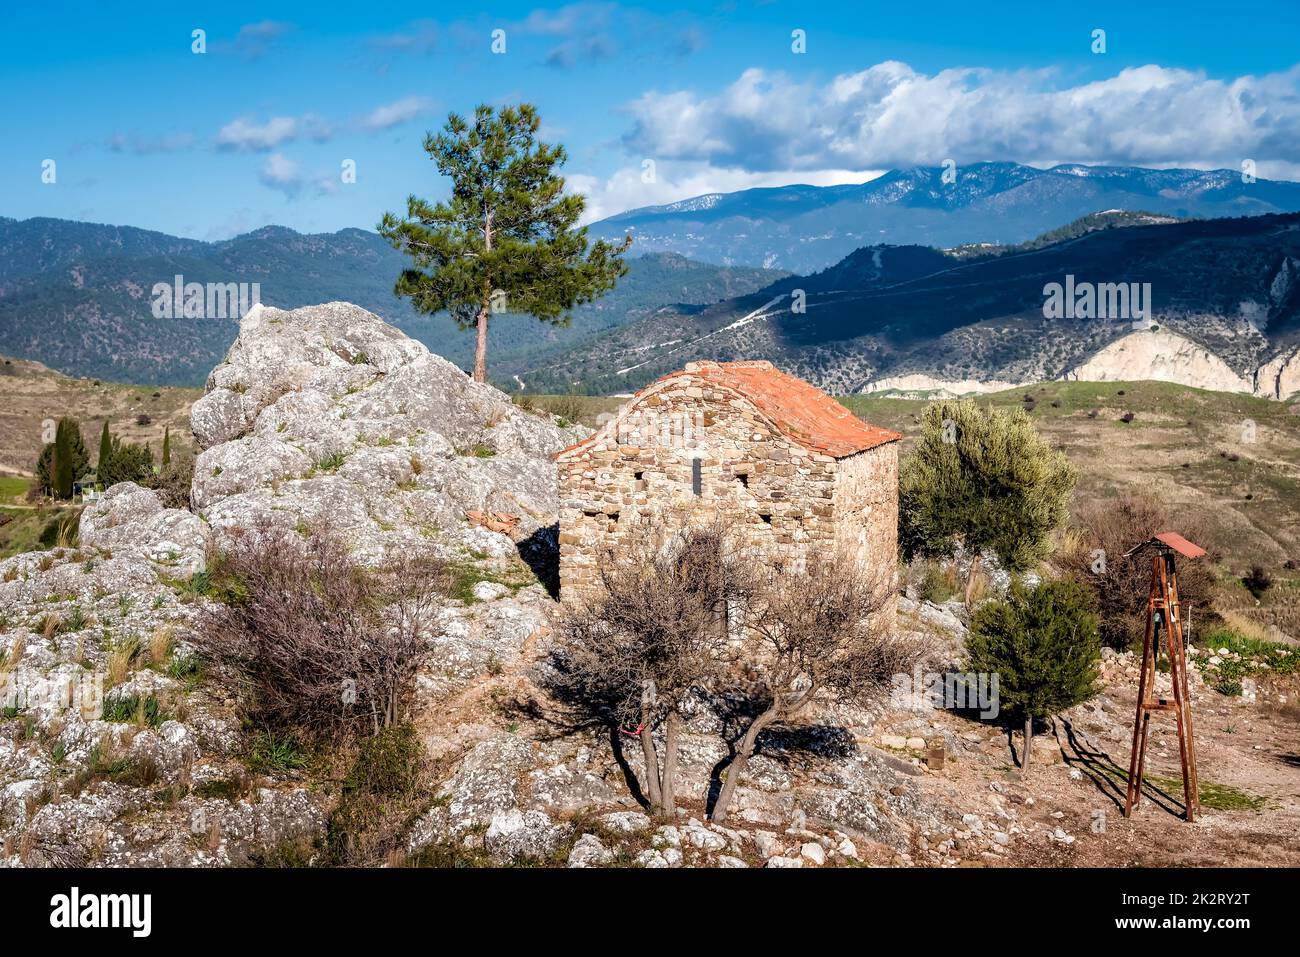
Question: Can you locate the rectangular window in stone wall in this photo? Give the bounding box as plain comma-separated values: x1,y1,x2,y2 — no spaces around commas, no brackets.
692,457,702,496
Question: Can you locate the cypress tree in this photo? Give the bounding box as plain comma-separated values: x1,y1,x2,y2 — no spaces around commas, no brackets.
162,426,171,467
53,419,75,499
36,419,88,498
98,421,112,471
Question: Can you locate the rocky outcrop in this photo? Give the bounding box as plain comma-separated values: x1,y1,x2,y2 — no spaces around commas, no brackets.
1256,344,1300,400
189,301,580,564
863,328,1300,401
78,482,209,574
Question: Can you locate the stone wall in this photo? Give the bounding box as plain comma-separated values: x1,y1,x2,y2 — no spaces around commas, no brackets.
557,374,896,604
832,442,899,622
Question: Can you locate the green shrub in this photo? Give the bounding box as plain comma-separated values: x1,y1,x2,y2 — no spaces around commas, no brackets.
900,400,1075,603
1241,565,1273,599
102,693,168,727
327,723,427,865
146,452,195,510
243,730,312,776
343,722,424,797
99,440,154,488
915,561,960,603
966,577,1102,774
1194,627,1298,696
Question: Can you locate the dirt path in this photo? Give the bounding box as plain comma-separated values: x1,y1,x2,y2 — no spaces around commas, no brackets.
911,672,1300,867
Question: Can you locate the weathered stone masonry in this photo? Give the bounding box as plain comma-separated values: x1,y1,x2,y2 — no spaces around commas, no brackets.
555,360,901,604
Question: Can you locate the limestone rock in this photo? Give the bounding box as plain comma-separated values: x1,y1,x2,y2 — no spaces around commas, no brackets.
188,302,579,565
600,811,652,834
483,809,565,864
801,842,826,865
567,833,614,868
78,482,209,574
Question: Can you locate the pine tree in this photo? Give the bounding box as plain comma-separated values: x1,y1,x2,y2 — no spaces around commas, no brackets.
966,578,1102,776
900,400,1075,602
98,421,112,470
161,426,171,468
378,103,630,382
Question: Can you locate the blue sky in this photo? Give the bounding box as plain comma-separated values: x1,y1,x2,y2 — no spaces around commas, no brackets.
3,0,1299,239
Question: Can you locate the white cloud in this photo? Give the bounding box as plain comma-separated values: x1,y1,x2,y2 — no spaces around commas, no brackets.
621,62,1300,174
215,113,333,152
106,130,196,154
258,153,302,196
257,153,340,199
518,3,618,37
510,2,705,69
568,165,884,224
216,20,294,60
217,116,301,152
360,95,435,132
369,19,439,55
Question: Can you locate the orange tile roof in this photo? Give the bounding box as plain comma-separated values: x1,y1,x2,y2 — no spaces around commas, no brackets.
1123,532,1207,559
556,360,901,460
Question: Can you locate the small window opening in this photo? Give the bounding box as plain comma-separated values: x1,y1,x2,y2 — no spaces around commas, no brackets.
691,457,702,497
759,512,772,525
736,472,749,488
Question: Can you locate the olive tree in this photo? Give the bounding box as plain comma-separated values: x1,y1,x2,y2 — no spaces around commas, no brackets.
900,400,1075,604
554,523,753,816
710,554,910,824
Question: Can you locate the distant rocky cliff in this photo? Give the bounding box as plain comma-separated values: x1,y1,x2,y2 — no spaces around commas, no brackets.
863,328,1300,400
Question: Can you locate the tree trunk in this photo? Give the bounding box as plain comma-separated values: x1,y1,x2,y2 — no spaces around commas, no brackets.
1022,714,1033,778
711,707,778,824
660,712,681,816
472,305,489,382
965,552,982,605
473,208,493,383
639,723,662,810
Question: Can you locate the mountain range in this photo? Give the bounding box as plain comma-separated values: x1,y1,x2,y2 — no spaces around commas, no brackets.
0,217,782,386
586,162,1300,273
525,210,1300,399
4,162,1300,399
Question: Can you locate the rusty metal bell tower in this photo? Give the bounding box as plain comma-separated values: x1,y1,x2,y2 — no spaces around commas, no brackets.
1122,532,1204,822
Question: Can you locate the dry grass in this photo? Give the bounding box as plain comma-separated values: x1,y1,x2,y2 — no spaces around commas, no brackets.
0,353,199,478
107,635,142,687
148,625,174,667
1216,609,1286,645
1,634,25,670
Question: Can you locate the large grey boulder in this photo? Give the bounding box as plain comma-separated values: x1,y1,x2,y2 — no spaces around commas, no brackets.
188,302,579,564
78,482,209,574
483,809,566,864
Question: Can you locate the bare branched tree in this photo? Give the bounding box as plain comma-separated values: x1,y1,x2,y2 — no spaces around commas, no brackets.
199,525,449,740
710,553,911,824
555,522,755,815
1064,492,1219,649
